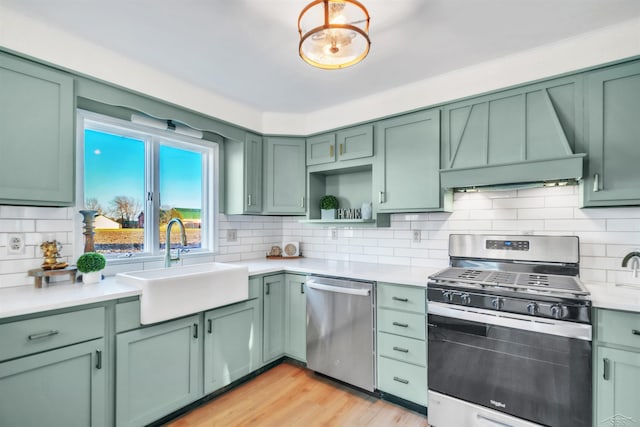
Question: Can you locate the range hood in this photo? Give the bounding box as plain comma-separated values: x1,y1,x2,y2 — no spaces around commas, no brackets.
439,78,586,190
440,154,585,190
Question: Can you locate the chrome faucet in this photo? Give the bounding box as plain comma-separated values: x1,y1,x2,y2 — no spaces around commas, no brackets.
164,218,187,267
622,251,640,278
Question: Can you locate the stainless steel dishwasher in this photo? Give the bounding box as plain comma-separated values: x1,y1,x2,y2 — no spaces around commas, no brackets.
306,275,375,392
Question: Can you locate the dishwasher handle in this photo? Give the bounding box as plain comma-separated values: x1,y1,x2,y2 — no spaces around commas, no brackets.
306,280,371,296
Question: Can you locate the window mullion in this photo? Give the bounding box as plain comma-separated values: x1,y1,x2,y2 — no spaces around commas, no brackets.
147,138,160,255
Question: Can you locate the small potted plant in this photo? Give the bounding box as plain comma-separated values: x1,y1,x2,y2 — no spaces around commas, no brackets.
320,195,339,220
76,252,106,284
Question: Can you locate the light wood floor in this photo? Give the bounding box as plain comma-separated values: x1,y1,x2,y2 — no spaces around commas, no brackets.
167,363,429,427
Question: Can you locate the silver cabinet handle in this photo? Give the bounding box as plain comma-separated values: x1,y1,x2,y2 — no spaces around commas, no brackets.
265,282,270,295
300,197,305,208
392,296,408,302
247,194,252,206
193,323,198,339
603,358,610,380
28,330,59,340
378,191,385,204
392,322,409,328
393,346,409,353
208,319,213,334
393,376,409,384
96,350,102,370
300,283,305,294
593,173,600,192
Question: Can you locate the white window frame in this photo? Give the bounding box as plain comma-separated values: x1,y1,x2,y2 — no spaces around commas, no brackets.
75,110,218,262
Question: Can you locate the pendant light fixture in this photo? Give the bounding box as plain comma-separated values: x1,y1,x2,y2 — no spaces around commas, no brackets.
298,0,371,70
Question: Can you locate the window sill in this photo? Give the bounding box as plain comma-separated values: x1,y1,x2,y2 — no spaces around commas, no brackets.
101,251,216,276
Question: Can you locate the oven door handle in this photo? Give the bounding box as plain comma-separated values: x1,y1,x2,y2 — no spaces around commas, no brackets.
428,319,488,337
476,413,513,427
428,302,592,341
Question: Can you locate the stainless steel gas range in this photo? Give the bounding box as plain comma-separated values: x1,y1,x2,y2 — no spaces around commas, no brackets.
427,234,592,427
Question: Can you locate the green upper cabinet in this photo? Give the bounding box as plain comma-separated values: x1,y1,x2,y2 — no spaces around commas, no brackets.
582,60,640,207
373,109,448,212
306,124,373,166
284,274,307,362
203,299,261,394
440,75,585,189
263,274,286,364
115,315,201,427
224,132,262,214
0,53,74,206
263,137,306,215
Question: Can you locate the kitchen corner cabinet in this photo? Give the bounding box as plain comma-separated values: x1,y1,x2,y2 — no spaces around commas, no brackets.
285,273,307,362
224,132,262,214
373,109,448,213
263,137,306,215
582,60,640,207
263,274,286,363
593,308,640,427
115,315,201,427
376,282,427,407
0,53,75,206
305,124,373,166
203,299,261,394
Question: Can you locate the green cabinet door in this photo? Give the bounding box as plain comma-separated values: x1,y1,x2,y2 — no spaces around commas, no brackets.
0,338,105,427
285,274,307,362
0,53,74,206
306,132,335,165
203,299,261,394
595,346,640,426
263,137,306,214
115,315,201,427
224,132,262,214
336,124,373,161
374,110,443,212
583,61,640,206
263,274,286,363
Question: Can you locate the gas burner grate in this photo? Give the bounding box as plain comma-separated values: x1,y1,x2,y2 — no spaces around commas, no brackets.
485,271,517,285
458,270,484,280
519,274,551,287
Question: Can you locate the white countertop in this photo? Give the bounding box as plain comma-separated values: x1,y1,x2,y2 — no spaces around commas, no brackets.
586,282,640,313
0,277,141,320
229,258,443,287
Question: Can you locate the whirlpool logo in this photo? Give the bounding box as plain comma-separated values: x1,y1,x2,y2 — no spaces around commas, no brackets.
490,399,506,409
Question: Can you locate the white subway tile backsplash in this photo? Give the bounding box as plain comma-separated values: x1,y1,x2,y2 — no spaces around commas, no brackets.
493,197,545,209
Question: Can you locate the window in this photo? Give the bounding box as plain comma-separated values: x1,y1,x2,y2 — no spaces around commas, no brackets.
78,111,217,258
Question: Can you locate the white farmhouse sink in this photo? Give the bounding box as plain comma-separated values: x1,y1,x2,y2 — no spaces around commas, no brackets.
116,263,249,324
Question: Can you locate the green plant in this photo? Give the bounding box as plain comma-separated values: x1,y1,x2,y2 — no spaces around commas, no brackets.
320,195,339,210
76,252,106,273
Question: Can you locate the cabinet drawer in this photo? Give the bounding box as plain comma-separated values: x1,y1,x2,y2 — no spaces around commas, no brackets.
115,300,141,333
378,332,426,366
0,307,105,361
378,356,427,406
597,309,640,349
378,309,425,340
377,283,426,313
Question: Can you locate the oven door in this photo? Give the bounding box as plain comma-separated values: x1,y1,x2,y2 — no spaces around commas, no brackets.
428,302,592,427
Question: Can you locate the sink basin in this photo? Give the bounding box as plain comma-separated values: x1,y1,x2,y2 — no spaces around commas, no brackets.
116,263,249,324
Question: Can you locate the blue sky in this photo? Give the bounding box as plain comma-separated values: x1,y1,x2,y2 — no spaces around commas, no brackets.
84,129,202,211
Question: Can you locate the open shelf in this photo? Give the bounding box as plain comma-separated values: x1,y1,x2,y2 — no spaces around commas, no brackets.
299,219,377,224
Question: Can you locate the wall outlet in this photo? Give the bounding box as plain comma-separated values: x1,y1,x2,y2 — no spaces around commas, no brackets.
227,229,238,242
8,233,25,254
413,230,421,243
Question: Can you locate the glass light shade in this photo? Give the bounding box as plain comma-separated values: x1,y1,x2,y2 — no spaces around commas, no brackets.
298,0,371,69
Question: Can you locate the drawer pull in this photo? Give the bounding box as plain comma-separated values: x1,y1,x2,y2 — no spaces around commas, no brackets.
28,330,59,340
96,350,102,370
393,376,409,385
193,324,198,339
632,329,640,336
208,319,213,334
392,296,409,302
266,283,270,295
603,358,610,381
392,322,409,328
301,283,305,294
393,346,409,353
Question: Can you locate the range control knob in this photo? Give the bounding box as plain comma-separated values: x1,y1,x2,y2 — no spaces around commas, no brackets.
491,297,504,310
460,293,471,305
527,302,538,315
550,304,564,319
442,291,453,302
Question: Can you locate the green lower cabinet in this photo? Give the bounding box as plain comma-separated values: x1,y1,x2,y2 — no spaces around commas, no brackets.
263,274,286,363
203,299,261,394
594,346,640,426
285,274,307,362
0,338,106,427
377,356,427,406
115,315,201,427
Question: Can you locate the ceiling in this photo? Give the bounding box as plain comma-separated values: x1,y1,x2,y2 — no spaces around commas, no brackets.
5,1,640,114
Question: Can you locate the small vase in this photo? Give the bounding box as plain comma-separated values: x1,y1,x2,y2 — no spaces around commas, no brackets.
361,202,372,220
321,209,336,220
82,271,102,284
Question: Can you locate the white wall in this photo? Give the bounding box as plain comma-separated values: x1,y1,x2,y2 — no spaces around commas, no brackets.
2,186,640,288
